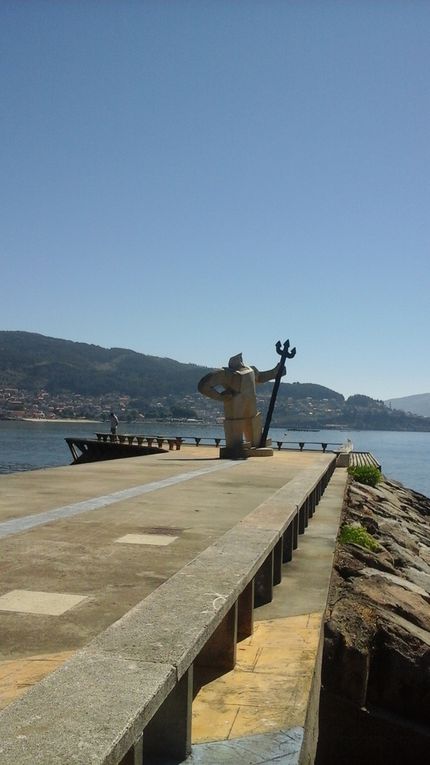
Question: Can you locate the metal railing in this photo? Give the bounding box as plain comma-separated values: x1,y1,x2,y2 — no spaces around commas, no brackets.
95,432,343,453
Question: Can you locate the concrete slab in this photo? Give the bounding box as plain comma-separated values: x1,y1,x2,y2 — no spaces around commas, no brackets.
0,452,343,764
115,533,178,546
0,651,176,765
86,523,282,679
0,447,332,706
0,590,87,616
0,460,239,540
187,728,303,764
192,615,318,743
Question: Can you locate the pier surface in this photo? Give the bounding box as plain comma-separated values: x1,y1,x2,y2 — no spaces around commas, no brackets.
0,446,345,763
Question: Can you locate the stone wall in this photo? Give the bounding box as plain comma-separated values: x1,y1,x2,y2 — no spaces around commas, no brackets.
316,475,430,764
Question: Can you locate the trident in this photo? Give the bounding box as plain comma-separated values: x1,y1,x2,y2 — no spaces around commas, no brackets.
260,339,296,448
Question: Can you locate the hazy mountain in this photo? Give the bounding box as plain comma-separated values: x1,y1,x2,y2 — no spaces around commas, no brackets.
385,393,430,418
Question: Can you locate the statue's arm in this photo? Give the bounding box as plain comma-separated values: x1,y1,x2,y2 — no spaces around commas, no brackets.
198,370,235,402
253,363,286,384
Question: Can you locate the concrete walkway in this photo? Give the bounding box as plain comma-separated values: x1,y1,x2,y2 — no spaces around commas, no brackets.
188,469,347,764
0,447,332,713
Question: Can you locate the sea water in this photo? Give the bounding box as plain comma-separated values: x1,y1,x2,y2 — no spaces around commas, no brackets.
1,420,429,498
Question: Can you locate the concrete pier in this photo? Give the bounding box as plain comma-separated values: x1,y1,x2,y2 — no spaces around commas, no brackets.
0,445,345,763
190,468,347,763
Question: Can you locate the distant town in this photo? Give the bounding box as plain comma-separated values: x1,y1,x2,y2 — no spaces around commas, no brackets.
0,386,229,424
0,384,368,426
1,385,430,432
1,332,430,431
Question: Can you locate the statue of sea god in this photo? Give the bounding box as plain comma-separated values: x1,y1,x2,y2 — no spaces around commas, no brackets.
198,353,285,455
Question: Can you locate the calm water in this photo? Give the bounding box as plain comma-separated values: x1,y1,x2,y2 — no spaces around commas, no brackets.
1,420,429,498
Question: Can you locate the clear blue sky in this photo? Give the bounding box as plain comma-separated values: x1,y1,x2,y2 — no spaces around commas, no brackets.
1,1,429,400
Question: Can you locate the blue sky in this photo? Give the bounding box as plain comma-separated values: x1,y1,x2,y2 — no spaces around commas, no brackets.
1,1,429,400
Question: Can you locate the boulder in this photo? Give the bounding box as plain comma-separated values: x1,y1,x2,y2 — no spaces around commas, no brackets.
317,475,430,765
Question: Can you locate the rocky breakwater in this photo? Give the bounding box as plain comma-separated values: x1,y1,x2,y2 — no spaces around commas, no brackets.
316,474,430,765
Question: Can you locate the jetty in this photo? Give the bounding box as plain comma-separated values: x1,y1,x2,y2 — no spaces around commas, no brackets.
0,445,351,764
65,431,350,464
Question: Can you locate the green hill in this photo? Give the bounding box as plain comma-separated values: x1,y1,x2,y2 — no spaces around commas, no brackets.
1,331,430,431
0,331,208,398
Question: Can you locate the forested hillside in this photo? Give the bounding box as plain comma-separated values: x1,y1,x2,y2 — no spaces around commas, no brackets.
1,331,430,430
0,331,208,397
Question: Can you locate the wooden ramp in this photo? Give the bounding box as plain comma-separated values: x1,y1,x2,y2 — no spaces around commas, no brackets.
349,451,381,470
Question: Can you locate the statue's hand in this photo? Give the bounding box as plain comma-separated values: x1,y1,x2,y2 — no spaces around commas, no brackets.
220,389,236,401
279,364,286,377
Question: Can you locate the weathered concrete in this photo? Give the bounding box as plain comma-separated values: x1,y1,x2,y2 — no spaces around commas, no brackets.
86,462,334,681
190,469,348,764
189,728,304,764
0,447,330,669
0,447,339,764
0,652,175,765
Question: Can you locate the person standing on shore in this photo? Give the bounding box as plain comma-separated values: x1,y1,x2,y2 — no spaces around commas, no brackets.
109,411,119,435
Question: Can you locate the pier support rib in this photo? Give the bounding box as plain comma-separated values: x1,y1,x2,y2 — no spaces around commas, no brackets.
282,521,294,563
254,550,274,607
142,668,193,763
195,603,238,672
237,580,254,640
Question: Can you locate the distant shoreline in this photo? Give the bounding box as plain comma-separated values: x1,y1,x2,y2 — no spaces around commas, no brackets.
21,418,101,424
0,417,429,433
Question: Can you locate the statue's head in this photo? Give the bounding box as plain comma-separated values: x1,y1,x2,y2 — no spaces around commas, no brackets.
228,353,244,370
